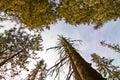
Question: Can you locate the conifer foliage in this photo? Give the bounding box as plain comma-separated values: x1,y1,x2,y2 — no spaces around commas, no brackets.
91,53,120,79
0,0,120,29
0,27,43,79
27,60,46,80
47,36,106,80
101,41,120,53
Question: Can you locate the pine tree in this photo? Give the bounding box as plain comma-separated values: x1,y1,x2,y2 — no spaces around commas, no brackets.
91,53,120,79
47,36,106,80
0,0,58,28
0,27,43,79
1,0,120,29
58,0,120,29
27,60,46,80
101,41,120,53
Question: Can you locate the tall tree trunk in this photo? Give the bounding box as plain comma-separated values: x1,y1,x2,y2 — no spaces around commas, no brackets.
60,36,106,80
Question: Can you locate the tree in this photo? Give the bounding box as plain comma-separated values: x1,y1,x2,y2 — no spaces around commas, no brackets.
0,27,43,79
26,59,47,80
101,41,120,53
47,36,106,80
0,0,58,28
91,53,120,79
58,0,120,29
1,0,120,29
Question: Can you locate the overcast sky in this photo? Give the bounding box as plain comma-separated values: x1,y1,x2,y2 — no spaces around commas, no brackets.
1,19,120,80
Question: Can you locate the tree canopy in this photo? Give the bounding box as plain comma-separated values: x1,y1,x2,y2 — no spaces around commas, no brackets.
58,0,120,29
0,0,58,28
0,0,120,29
0,27,43,79
0,0,120,80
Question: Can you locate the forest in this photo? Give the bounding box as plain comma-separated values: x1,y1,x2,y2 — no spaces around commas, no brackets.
0,0,120,80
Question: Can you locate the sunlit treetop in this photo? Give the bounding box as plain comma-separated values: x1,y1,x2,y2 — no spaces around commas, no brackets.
0,0,120,29
0,0,58,29
58,0,120,29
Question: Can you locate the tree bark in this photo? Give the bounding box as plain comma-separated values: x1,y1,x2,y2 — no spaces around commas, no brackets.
60,37,106,80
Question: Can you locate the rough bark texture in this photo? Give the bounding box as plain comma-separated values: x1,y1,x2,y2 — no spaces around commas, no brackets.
68,50,82,80
61,37,106,80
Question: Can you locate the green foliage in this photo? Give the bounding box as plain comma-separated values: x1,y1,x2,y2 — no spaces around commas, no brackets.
91,53,120,79
0,27,43,78
101,41,120,53
58,0,120,29
0,0,58,28
1,0,120,29
27,59,46,80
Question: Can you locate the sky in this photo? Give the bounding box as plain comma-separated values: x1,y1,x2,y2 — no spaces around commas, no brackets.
41,19,120,64
0,19,120,80
40,19,120,79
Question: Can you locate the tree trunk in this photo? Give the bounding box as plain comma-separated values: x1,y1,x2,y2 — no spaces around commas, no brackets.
60,37,106,80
